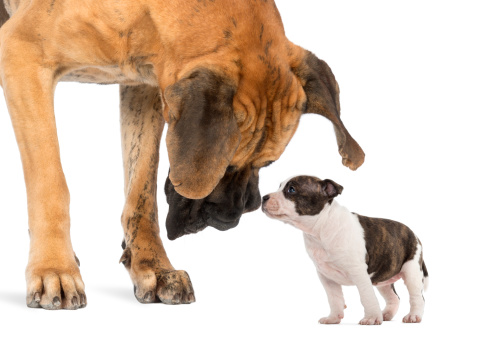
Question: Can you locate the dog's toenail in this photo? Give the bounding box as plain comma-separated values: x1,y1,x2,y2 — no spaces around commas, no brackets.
53,297,61,306
144,291,153,301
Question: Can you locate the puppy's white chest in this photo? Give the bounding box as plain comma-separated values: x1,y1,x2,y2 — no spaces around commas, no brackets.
304,237,353,286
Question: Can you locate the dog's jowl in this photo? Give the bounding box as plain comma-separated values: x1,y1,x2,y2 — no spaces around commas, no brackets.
0,1,365,309
263,176,428,325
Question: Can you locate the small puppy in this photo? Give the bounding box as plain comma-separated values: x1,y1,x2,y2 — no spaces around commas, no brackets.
262,176,428,325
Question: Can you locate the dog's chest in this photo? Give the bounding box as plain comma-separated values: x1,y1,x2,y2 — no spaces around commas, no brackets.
304,235,353,286
60,63,157,86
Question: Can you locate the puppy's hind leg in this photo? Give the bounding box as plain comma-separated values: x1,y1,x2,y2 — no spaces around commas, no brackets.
401,246,426,323
119,84,195,305
377,284,400,321
317,272,346,324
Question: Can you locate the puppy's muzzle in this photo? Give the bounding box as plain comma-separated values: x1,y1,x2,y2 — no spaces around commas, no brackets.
261,195,270,212
262,194,282,216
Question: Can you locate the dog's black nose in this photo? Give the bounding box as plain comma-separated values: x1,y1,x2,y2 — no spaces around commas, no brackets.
262,195,270,202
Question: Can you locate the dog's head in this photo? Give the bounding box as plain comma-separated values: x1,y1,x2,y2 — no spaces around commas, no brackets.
162,21,364,240
262,176,343,225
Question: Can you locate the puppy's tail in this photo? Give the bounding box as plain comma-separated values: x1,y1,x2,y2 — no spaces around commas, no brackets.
422,260,429,292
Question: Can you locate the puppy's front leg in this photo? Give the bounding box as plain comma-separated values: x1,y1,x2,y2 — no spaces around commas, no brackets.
351,270,383,325
119,85,195,304
317,272,346,324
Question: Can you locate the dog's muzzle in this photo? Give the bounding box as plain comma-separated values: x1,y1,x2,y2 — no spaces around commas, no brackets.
164,166,261,240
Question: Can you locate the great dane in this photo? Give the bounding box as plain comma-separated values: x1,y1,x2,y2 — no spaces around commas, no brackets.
0,0,364,309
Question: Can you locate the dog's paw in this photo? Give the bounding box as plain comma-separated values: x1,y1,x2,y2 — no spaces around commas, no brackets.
26,259,86,310
359,315,383,325
155,270,195,304
120,247,195,305
319,314,343,324
402,314,422,323
132,269,195,304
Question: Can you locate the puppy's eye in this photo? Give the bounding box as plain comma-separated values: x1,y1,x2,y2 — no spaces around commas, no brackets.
288,186,296,194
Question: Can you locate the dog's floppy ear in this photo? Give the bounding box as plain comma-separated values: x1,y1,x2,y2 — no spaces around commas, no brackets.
293,50,365,171
322,179,343,198
164,69,241,200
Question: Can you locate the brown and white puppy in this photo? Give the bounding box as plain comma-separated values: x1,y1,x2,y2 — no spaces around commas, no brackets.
262,176,428,325
0,1,365,309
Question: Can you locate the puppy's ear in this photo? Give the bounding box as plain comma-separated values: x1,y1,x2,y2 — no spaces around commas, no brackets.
322,179,343,198
165,69,241,200
293,49,365,171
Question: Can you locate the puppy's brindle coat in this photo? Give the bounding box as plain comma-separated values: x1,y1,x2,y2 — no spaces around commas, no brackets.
0,0,365,309
262,176,428,325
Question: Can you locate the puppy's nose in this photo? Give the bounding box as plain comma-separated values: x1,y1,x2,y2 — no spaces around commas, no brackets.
262,195,270,202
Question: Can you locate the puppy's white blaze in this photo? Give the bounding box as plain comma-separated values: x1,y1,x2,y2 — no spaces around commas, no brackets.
263,186,298,224
275,192,298,222
278,175,297,191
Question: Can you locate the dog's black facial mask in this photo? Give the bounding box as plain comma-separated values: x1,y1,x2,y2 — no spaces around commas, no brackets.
165,166,261,240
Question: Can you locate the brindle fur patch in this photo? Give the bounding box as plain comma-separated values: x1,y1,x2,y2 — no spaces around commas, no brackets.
355,214,418,284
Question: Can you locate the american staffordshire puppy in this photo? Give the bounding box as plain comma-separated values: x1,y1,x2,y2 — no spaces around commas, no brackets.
262,176,428,325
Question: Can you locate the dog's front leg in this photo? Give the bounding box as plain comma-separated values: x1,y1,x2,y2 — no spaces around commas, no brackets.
1,46,85,309
317,272,346,324
119,85,195,304
351,270,383,325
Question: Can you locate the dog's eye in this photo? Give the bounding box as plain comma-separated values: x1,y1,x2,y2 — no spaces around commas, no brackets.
288,186,296,194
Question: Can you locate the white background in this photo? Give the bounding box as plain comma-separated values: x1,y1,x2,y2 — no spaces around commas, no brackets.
1,0,501,339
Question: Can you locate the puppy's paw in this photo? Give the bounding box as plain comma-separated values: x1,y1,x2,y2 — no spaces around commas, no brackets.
319,314,343,324
382,304,399,321
359,315,383,325
402,314,422,323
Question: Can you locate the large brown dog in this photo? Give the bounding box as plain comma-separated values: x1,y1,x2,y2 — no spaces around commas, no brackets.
0,0,364,309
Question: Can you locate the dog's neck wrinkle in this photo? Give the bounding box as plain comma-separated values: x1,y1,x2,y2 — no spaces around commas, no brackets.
231,78,303,168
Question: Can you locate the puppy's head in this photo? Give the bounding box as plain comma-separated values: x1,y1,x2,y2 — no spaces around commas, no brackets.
262,176,343,224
